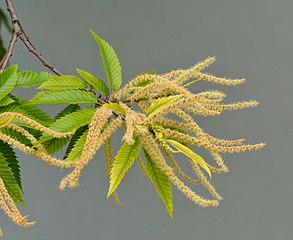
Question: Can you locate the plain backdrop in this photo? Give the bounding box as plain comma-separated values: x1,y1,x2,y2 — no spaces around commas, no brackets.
0,0,292,239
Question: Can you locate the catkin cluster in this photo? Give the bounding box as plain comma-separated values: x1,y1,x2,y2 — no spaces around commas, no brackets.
0,57,265,227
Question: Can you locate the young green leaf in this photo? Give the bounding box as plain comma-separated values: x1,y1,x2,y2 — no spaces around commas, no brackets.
107,137,140,198
76,68,109,95
16,71,52,88
0,141,24,205
38,75,87,90
90,30,122,90
166,139,211,178
146,95,183,117
30,90,97,104
144,150,173,217
0,65,18,101
102,103,126,116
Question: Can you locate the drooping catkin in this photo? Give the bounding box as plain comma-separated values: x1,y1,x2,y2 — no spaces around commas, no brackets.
172,109,245,146
0,132,75,168
0,177,35,227
189,160,222,200
137,127,219,207
0,112,75,138
59,115,122,190
174,57,217,85
190,72,245,86
6,123,47,153
119,102,143,145
161,147,201,185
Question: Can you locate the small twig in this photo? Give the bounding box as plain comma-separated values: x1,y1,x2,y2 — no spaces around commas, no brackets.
0,33,17,69
2,0,62,75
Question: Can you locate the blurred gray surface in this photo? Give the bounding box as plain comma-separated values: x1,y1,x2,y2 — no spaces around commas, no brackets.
0,0,292,239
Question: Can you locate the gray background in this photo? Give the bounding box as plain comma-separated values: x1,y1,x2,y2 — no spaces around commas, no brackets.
0,0,292,239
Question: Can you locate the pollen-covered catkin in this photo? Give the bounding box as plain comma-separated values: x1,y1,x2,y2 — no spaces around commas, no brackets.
0,177,35,227
137,128,219,207
59,115,122,190
0,112,75,138
0,132,75,168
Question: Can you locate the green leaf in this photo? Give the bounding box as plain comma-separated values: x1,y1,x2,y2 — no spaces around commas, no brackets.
146,95,183,117
102,103,126,116
16,71,52,88
144,150,173,217
38,75,87,90
41,105,81,154
90,30,122,90
166,139,211,178
76,68,109,95
36,106,95,144
11,95,52,126
48,106,94,133
0,128,32,146
64,128,88,162
107,137,140,198
0,141,24,205
0,95,14,107
30,90,97,104
42,137,68,154
54,104,81,120
0,65,18,101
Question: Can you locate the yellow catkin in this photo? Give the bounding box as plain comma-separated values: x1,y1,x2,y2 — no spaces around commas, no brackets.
162,69,185,79
137,127,219,207
207,100,259,111
172,109,245,146
0,177,35,227
60,116,122,190
174,57,217,85
192,72,245,86
119,102,143,145
6,123,47,153
104,137,123,207
0,132,75,168
158,139,179,154
209,151,229,173
194,91,226,100
196,97,223,105
111,74,170,101
189,160,222,200
0,112,75,138
183,98,221,116
162,147,201,185
59,108,114,189
156,126,265,154
131,79,191,102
